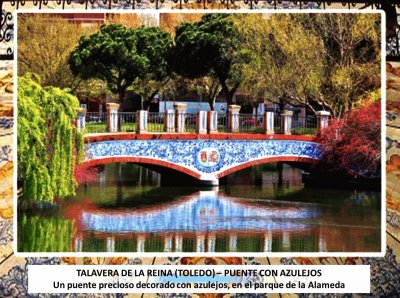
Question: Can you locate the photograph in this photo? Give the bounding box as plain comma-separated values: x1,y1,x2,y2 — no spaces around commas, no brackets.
16,12,382,253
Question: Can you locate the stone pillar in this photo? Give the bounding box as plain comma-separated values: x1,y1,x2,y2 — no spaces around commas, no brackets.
263,111,274,135
316,111,330,132
74,236,82,252
175,234,183,252
207,111,218,134
164,110,175,132
196,110,207,134
229,233,237,252
207,233,216,253
137,235,145,253
282,231,290,250
228,105,241,133
76,108,86,132
263,232,272,252
281,110,293,135
164,235,173,253
174,103,187,133
136,110,148,134
196,234,205,252
106,103,119,133
106,236,115,253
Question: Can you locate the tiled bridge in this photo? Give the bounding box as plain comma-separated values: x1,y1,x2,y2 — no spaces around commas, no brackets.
80,104,329,185
83,134,321,185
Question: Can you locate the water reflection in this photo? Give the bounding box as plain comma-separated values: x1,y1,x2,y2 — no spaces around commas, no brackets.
81,191,317,233
18,163,381,253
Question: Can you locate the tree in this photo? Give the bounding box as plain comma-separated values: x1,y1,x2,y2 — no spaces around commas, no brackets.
171,13,250,109
18,74,83,206
236,14,324,112
18,14,108,100
312,14,381,117
69,24,148,105
69,24,173,108
236,14,381,117
319,101,381,177
106,13,159,28
159,13,202,35
18,14,104,94
130,26,174,109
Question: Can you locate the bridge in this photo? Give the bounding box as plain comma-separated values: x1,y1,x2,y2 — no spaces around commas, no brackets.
80,105,328,185
67,190,323,252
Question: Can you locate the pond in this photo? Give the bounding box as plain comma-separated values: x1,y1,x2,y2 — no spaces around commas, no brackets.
18,163,381,253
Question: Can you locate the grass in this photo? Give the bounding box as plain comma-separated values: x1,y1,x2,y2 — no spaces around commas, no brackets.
292,128,317,135
85,122,316,135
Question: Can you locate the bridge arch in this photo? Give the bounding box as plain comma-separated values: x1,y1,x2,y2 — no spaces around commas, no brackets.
216,156,317,179
82,156,202,180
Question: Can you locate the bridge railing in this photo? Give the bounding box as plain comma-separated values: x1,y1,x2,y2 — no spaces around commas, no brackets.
147,112,164,133
217,114,228,133
78,105,329,136
238,114,263,133
85,112,107,133
119,112,136,133
292,115,318,135
184,113,197,133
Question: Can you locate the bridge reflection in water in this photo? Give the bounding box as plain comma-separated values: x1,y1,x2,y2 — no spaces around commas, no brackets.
18,163,381,253
69,187,380,253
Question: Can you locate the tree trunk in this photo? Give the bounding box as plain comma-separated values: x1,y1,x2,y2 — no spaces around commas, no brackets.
209,96,216,111
118,89,125,111
140,94,144,110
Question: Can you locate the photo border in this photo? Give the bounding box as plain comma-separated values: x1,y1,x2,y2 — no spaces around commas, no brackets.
13,8,387,257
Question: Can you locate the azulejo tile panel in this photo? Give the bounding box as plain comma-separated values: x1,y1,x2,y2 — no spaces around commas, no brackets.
85,140,321,175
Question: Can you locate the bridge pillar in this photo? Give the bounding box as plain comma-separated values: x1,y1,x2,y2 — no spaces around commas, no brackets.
76,108,86,132
74,235,83,252
136,110,148,134
229,233,237,252
228,105,241,133
196,110,207,134
207,111,218,134
164,110,175,132
281,110,293,135
316,111,330,132
106,236,115,252
106,103,119,133
263,111,274,135
174,103,187,133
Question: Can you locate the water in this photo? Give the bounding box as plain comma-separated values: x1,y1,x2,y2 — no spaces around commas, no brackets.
18,163,381,253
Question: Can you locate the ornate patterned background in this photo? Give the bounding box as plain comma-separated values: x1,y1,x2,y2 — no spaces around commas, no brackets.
1,4,400,297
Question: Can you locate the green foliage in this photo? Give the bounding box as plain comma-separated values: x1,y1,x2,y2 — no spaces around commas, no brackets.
18,15,106,97
171,14,249,107
18,74,81,205
235,14,380,118
18,215,75,252
131,26,174,108
69,24,173,105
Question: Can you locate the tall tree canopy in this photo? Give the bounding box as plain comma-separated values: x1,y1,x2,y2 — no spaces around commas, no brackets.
236,14,381,117
18,74,83,206
18,14,105,98
69,24,173,106
69,24,147,104
236,14,324,112
171,13,251,109
312,14,381,117
131,26,174,109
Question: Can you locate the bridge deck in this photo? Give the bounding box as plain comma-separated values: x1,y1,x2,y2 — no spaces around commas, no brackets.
84,132,317,143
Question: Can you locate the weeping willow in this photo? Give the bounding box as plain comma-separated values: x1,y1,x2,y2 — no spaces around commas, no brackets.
18,74,84,206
